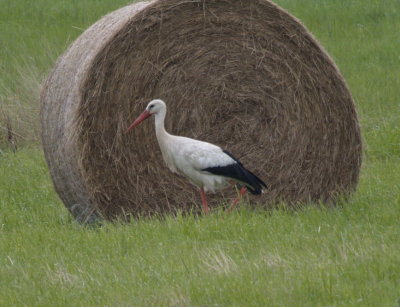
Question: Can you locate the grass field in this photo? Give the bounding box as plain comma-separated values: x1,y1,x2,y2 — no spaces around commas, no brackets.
1,0,399,305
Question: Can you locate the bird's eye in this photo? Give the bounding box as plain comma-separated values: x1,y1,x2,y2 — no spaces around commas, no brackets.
149,104,154,109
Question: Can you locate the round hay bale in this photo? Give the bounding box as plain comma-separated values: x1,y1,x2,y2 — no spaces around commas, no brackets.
41,0,362,222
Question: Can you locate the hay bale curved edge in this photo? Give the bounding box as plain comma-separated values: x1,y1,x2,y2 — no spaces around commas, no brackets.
41,0,362,222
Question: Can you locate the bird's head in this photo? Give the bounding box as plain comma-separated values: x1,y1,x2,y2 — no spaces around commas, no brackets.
125,99,166,133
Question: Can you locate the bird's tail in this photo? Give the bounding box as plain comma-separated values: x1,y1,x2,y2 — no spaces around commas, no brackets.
238,166,267,195
202,149,267,195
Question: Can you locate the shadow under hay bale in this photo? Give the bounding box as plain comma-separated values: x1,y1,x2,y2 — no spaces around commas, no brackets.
41,0,362,223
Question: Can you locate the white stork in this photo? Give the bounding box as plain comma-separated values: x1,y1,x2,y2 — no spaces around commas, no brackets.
126,99,266,213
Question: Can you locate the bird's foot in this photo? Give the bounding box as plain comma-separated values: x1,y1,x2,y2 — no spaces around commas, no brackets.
227,186,247,212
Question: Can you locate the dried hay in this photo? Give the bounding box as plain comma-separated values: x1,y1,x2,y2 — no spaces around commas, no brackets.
41,0,362,223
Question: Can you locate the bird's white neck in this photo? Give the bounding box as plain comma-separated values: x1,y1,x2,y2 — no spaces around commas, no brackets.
154,106,170,141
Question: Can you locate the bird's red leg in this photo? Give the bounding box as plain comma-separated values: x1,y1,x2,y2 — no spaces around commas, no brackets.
227,186,247,212
200,188,209,214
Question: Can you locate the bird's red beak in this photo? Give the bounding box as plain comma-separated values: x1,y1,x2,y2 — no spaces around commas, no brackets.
125,110,152,133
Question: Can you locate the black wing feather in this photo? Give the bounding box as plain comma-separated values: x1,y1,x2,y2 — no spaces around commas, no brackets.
202,150,267,195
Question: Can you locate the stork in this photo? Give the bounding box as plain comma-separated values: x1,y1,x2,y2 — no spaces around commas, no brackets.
126,99,266,213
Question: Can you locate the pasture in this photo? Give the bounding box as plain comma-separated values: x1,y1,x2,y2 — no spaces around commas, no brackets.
1,0,399,305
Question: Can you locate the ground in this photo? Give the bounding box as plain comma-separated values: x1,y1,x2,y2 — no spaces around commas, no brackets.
0,0,399,305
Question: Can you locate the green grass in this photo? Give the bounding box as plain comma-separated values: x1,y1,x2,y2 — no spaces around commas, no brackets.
1,149,399,306
1,0,399,305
